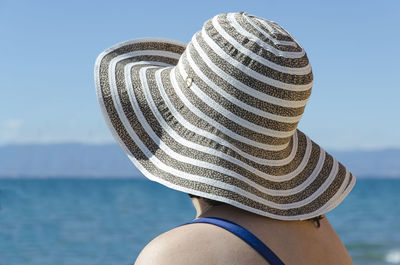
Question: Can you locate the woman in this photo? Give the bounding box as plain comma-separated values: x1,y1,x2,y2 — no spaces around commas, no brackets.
94,11,356,265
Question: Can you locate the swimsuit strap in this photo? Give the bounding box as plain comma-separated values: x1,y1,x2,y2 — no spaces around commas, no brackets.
178,216,286,265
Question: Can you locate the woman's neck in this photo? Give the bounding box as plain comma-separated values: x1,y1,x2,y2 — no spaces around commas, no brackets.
190,197,322,230
191,197,271,223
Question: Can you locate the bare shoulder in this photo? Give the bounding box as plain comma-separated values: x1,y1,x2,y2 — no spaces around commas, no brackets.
133,216,353,265
133,223,217,265
134,222,269,265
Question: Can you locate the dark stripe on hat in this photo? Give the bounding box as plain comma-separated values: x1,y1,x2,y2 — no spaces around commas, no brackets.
230,13,303,54
194,31,312,101
181,47,306,117
115,41,185,56
344,172,354,191
180,52,302,129
233,13,309,66
97,42,183,157
175,64,298,134
242,13,295,43
210,14,313,84
178,50,304,117
174,68,294,144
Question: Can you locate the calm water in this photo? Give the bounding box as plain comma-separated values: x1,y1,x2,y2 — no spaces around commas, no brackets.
0,178,399,265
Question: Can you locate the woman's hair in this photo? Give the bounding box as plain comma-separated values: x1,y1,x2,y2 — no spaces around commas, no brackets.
188,193,324,227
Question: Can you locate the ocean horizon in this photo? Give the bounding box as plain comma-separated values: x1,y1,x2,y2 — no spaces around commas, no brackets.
1,177,399,265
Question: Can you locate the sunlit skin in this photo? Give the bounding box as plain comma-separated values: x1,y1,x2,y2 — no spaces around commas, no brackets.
134,197,354,265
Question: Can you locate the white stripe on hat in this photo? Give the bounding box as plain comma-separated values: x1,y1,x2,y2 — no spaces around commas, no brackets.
183,45,303,123
171,68,291,149
240,13,298,47
176,62,296,138
226,13,308,63
190,36,309,108
212,14,307,63
255,18,290,37
315,170,351,215
201,24,312,91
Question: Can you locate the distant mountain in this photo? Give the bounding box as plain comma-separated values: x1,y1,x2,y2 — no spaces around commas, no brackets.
0,143,141,178
0,143,399,178
329,149,400,178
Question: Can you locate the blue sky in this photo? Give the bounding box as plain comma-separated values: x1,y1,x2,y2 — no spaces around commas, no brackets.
0,0,399,150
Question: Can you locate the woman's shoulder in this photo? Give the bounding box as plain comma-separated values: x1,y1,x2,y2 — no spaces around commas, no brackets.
134,215,354,265
133,223,218,265
134,221,270,265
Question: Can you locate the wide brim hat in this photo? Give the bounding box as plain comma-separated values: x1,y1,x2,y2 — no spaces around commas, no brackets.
94,12,356,220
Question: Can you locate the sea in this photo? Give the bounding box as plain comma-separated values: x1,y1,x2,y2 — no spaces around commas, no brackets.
0,178,399,265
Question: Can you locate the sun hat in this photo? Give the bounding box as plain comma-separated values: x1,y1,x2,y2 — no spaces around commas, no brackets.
94,11,356,220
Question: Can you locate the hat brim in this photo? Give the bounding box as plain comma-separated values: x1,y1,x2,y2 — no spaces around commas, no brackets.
94,38,356,221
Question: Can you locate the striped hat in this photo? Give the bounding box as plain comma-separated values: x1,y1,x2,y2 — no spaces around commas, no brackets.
94,12,356,220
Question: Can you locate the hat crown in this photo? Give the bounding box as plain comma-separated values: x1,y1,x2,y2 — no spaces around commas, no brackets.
174,12,313,149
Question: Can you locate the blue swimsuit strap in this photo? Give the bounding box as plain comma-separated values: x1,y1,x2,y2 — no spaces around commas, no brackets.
178,216,286,265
